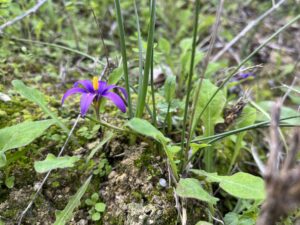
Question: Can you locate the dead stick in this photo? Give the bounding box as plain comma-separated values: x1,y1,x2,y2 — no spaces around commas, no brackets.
0,0,48,33
212,0,286,62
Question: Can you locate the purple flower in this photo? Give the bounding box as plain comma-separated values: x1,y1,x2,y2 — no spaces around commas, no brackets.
62,77,127,116
235,72,255,80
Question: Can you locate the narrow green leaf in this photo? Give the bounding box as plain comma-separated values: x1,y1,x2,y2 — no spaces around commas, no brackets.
12,80,69,133
164,75,176,103
136,0,156,118
191,170,265,200
126,118,169,143
0,119,55,153
87,131,114,161
34,154,80,173
175,178,218,204
54,175,92,225
0,152,7,168
114,0,132,117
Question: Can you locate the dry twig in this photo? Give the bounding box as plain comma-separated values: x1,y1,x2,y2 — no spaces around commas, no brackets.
0,0,48,33
212,0,286,62
257,101,300,225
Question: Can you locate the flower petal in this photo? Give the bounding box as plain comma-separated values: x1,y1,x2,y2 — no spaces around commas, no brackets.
102,92,126,113
61,87,87,105
80,93,96,116
103,85,128,100
97,81,108,94
74,80,94,92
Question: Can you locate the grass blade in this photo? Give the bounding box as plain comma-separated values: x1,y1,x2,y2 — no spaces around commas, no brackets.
135,0,156,118
114,0,133,118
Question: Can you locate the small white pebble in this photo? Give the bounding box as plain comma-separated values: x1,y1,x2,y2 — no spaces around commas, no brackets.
159,178,167,187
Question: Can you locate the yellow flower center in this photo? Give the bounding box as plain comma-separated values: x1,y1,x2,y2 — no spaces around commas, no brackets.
92,76,99,90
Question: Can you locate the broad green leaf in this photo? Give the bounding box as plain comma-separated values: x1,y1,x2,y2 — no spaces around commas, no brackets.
108,67,123,85
12,80,69,133
195,221,213,225
191,170,265,200
159,37,171,55
0,119,55,153
190,143,210,157
34,154,80,173
54,175,92,225
164,75,176,103
126,118,170,143
191,79,226,137
175,178,218,204
95,203,106,212
257,101,300,125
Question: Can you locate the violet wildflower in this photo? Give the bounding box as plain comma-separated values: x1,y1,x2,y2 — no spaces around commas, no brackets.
235,72,255,80
62,77,127,117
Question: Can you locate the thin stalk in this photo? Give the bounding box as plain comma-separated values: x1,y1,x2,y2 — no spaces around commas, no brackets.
180,0,200,165
191,116,300,143
18,114,81,225
5,35,102,64
197,14,300,124
186,0,224,172
150,51,157,127
86,116,130,133
114,0,133,118
133,0,144,95
135,0,156,118
250,100,289,151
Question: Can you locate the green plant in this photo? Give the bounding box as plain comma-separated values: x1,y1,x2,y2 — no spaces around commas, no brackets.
85,193,106,222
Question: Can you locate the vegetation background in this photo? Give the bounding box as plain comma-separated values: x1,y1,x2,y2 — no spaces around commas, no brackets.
0,0,300,224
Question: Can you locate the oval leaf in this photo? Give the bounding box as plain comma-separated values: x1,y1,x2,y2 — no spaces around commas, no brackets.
175,178,218,204
126,118,170,143
191,170,265,200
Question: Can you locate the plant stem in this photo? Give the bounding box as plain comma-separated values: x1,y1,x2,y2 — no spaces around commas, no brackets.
86,116,128,133
114,0,133,118
180,0,200,166
150,51,157,127
135,0,156,118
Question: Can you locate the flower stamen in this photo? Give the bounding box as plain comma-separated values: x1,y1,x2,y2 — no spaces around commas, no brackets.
92,76,99,90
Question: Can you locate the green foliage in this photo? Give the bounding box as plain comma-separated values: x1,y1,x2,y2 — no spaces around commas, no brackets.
191,79,226,136
85,192,106,222
164,75,176,103
257,101,300,125
0,119,55,167
126,118,169,143
54,175,92,225
92,158,111,177
175,178,218,204
191,170,265,200
34,154,80,173
12,80,69,133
